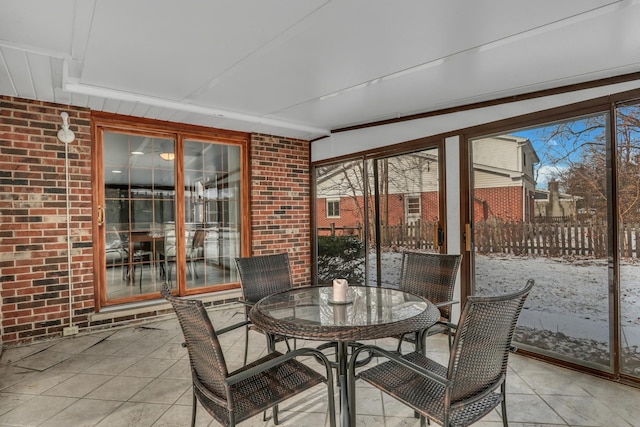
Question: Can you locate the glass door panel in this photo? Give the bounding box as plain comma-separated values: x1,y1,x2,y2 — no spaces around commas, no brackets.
471,114,612,371
374,148,441,288
183,140,240,289
616,103,640,379
314,146,443,288
315,160,367,285
103,132,175,302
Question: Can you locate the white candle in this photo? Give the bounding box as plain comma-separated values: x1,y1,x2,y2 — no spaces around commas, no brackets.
333,278,348,302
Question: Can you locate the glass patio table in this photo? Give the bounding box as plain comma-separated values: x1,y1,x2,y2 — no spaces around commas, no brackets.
249,285,440,427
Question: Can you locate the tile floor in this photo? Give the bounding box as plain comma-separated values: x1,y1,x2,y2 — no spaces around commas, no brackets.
1,302,640,427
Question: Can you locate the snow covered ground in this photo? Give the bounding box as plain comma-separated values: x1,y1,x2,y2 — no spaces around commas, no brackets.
373,251,640,371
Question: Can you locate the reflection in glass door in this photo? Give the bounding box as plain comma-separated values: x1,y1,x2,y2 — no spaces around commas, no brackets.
314,146,442,287
471,114,612,371
374,148,441,288
182,140,241,289
103,132,176,302
617,103,640,380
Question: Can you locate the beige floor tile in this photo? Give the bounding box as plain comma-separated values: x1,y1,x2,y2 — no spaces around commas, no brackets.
2,370,75,395
159,359,191,380
42,373,113,398
112,340,165,358
85,376,154,401
39,398,123,427
81,338,133,356
543,394,634,426
130,378,191,404
93,401,168,427
83,355,140,375
48,334,107,355
14,350,74,371
121,358,176,378
0,395,77,426
505,393,566,424
47,353,106,373
146,341,188,360
0,392,35,417
151,403,212,427
598,396,640,427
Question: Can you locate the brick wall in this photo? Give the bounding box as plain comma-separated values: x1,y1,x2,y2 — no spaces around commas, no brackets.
0,96,93,346
473,186,524,221
0,98,313,347
249,134,311,286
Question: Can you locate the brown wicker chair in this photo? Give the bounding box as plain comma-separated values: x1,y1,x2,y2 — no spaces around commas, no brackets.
235,252,295,365
161,284,336,427
396,252,462,353
350,279,534,427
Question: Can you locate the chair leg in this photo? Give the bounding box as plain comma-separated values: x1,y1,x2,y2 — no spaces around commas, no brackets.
501,382,508,427
191,389,197,427
243,322,250,366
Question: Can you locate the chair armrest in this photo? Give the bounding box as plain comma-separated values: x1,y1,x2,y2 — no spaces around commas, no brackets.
217,320,251,335
433,299,459,308
225,347,334,387
237,298,254,307
349,344,452,388
436,320,457,329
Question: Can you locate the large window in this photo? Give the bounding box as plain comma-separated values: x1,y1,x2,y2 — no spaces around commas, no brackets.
94,116,247,308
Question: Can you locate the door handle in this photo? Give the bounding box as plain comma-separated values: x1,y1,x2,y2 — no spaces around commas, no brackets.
433,224,445,249
464,223,472,252
97,205,104,226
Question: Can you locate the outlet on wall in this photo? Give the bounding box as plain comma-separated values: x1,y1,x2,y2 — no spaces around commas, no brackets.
63,326,79,336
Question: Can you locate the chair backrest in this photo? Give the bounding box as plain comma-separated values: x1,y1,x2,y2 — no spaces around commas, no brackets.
192,229,206,249
235,252,293,303
399,252,462,319
163,227,191,258
447,279,534,403
188,229,206,257
161,284,229,401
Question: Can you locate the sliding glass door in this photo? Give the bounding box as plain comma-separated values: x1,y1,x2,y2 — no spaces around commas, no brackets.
96,122,245,307
617,102,640,379
470,107,640,380
314,144,444,287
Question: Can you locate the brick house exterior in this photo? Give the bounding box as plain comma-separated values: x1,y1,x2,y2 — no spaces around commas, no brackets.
0,96,311,347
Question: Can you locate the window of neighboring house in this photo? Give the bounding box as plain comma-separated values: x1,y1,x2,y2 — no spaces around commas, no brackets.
94,114,248,309
406,195,421,215
327,199,340,218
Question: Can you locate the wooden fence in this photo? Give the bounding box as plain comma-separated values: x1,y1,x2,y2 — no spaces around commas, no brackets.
320,220,640,258
474,220,639,258
319,221,438,251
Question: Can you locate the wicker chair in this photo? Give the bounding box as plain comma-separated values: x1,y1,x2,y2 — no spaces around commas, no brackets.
161,284,336,427
396,252,462,353
234,252,295,365
350,279,534,427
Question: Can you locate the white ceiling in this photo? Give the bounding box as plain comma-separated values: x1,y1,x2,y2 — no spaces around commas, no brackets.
2,0,640,141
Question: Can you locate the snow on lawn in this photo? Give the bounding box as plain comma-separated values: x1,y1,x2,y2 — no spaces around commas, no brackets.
375,251,640,372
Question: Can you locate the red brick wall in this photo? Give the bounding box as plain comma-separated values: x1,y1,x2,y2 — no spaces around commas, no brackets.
0,98,313,347
249,134,311,286
316,191,441,231
473,186,524,222
0,96,93,346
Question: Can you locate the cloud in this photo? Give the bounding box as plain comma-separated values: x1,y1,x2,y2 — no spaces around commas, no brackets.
536,164,567,188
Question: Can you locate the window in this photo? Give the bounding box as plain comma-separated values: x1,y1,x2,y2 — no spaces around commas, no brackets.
327,199,340,218
406,195,421,215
